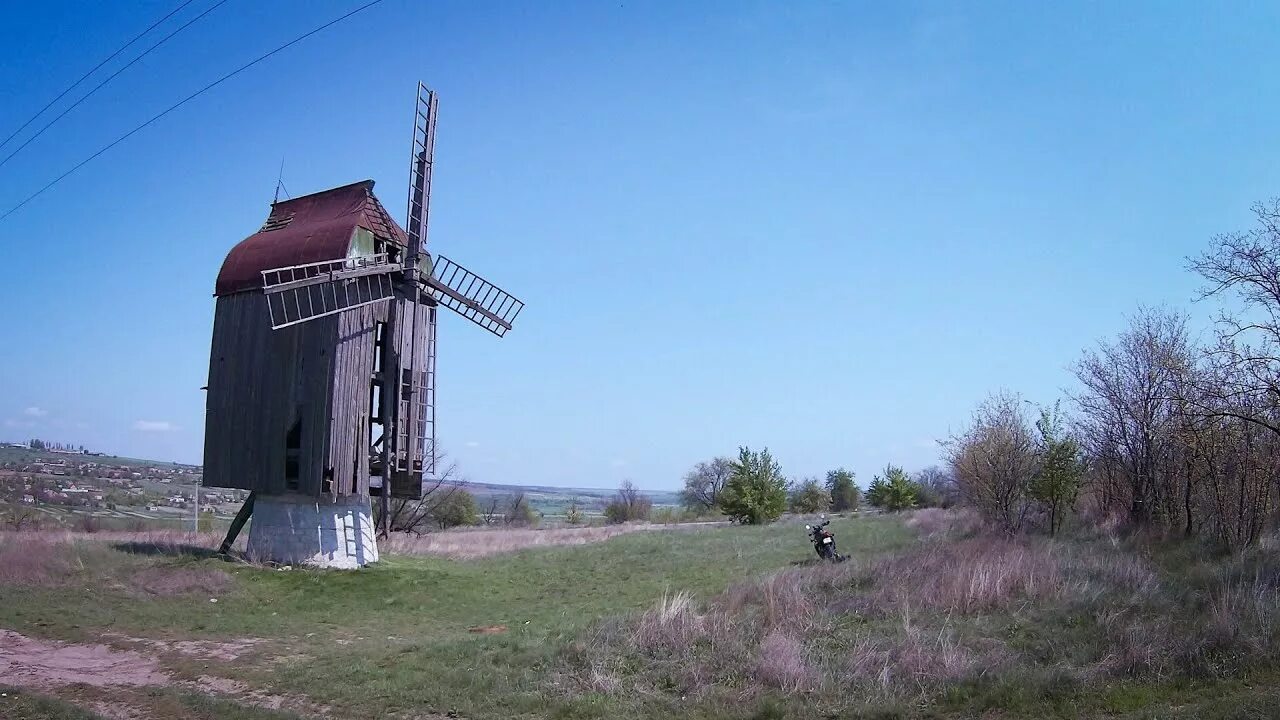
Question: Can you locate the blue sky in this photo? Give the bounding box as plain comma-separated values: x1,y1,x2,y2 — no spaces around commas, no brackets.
1,1,1278,490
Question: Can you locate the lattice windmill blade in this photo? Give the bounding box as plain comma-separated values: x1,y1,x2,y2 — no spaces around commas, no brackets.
260,254,402,329
419,254,524,337
404,82,437,265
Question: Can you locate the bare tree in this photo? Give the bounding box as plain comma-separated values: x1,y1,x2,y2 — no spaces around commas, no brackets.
504,491,536,527
1074,308,1195,527
1187,199,1280,438
680,457,733,513
945,391,1038,534
912,465,959,508
4,507,39,531
480,495,503,526
604,479,652,523
373,444,464,534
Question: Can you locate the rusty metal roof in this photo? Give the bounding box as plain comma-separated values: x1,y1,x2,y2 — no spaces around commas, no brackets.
215,180,408,296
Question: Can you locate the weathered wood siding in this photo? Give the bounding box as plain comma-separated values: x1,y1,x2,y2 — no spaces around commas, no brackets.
204,293,382,498
386,298,434,497
327,304,380,496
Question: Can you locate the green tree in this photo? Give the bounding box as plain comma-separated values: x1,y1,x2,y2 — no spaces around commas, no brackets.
432,489,479,529
719,446,788,524
865,477,887,508
787,477,830,513
1030,404,1084,536
825,468,860,511
868,464,917,511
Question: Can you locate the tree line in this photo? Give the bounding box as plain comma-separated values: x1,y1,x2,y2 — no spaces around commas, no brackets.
947,199,1280,549
673,448,958,524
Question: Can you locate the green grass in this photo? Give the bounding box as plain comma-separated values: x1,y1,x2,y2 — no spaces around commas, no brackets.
3,516,1279,719
0,687,100,720
0,517,910,718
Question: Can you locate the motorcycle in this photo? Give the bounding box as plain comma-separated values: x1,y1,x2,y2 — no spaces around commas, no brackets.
805,517,845,562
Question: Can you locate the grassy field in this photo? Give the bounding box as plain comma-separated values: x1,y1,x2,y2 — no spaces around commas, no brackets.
2,513,1278,719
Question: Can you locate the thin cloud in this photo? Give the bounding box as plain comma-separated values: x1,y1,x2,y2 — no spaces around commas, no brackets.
4,419,35,428
133,420,177,432
465,440,481,448
23,407,47,417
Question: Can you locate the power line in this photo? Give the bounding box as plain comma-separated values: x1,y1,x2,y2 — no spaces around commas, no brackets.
0,0,198,153
0,0,386,223
0,0,229,170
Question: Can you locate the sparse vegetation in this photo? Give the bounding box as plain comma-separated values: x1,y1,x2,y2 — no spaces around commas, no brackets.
603,479,653,524
912,465,958,508
786,477,829,513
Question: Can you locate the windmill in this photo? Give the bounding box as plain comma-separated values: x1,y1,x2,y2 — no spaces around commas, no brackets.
202,83,522,568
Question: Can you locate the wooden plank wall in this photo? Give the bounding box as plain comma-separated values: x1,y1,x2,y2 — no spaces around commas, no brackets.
386,298,434,497
327,304,381,496
205,292,374,497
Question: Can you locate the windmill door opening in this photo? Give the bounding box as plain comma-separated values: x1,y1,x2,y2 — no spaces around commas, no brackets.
368,321,390,494
284,416,302,491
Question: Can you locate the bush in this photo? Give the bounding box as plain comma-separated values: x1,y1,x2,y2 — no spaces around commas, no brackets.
825,468,860,511
650,506,699,524
432,489,479,529
565,498,586,526
912,466,958,508
1029,404,1084,536
946,391,1038,533
604,480,652,524
719,446,787,525
788,477,830,513
866,465,917,512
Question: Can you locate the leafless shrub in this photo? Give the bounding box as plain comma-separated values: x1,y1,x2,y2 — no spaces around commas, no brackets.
903,508,982,539
4,507,41,531
634,590,705,655
756,629,810,692
1096,613,1178,677
945,391,1038,534
603,480,653,524
849,537,1068,615
374,449,466,533
843,613,1002,695
0,534,71,586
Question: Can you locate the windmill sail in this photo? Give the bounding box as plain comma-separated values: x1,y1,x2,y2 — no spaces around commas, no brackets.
421,254,524,337
261,255,400,329
383,82,440,495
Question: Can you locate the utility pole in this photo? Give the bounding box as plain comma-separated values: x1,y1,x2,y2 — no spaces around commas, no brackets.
193,475,200,531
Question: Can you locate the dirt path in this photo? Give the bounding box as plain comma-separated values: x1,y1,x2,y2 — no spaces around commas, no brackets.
0,629,167,689
0,629,322,718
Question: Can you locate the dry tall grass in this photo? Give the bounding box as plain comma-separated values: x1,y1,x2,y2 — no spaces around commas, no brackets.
562,514,1280,712
384,522,669,559
0,530,232,597
1,522,670,565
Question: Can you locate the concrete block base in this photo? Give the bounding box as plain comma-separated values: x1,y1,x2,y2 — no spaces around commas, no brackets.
247,493,379,568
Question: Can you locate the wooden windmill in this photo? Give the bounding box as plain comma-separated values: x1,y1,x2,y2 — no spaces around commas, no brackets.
203,83,522,567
